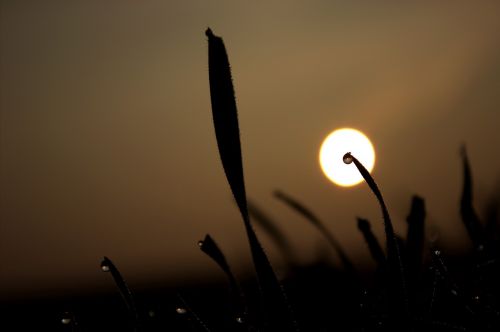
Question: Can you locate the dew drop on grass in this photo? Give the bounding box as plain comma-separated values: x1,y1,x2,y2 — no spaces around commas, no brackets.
343,152,353,164
61,313,72,325
101,265,110,272
176,307,187,314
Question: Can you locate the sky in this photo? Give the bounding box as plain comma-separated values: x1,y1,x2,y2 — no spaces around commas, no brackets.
1,0,500,300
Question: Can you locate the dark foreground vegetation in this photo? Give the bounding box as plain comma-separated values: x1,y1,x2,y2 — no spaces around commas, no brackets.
3,29,499,331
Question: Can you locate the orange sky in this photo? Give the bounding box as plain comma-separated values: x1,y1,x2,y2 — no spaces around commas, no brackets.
1,0,500,299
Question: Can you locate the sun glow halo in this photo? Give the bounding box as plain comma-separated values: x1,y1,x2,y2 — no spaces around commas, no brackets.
319,128,375,187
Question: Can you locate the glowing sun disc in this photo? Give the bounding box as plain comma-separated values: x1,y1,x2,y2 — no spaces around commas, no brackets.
319,128,375,187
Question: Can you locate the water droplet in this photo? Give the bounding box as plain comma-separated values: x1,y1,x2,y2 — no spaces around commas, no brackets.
61,312,73,325
61,318,71,325
101,265,110,272
148,310,155,318
236,317,244,324
434,250,441,256
343,153,353,164
176,307,187,314
197,241,204,247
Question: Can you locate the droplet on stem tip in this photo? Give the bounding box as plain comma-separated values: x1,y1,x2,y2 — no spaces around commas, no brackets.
343,152,353,164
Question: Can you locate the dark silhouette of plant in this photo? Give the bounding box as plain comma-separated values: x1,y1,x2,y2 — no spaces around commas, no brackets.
343,152,409,329
101,256,141,331
198,234,250,330
357,217,386,268
205,28,297,331
405,195,426,312
460,145,486,252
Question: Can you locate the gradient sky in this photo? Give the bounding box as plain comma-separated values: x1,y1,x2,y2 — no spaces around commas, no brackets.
2,0,500,299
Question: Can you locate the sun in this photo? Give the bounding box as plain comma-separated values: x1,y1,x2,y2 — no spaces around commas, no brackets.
319,128,375,187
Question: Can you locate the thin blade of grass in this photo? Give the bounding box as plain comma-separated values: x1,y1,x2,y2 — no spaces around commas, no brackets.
274,190,356,273
460,145,485,250
357,217,386,267
248,201,296,267
198,234,250,328
343,152,409,326
405,196,426,296
483,192,499,246
206,28,297,331
206,28,248,219
100,256,140,331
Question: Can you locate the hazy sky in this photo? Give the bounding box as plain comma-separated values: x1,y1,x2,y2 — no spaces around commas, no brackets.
2,1,500,299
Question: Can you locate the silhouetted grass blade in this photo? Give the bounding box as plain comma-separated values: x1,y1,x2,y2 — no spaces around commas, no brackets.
101,256,140,331
198,234,249,328
460,145,484,250
248,201,296,267
274,191,321,227
357,217,386,267
343,152,409,327
274,190,356,273
406,196,426,281
199,234,232,276
206,28,297,331
483,192,500,246
206,28,248,219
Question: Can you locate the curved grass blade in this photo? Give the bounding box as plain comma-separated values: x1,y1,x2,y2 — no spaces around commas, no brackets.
274,190,356,274
198,234,250,329
343,152,408,325
460,145,485,250
101,256,140,331
357,217,386,267
248,201,296,267
206,28,297,331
